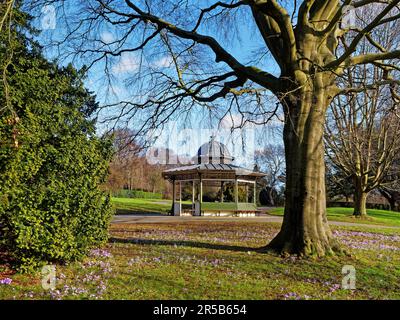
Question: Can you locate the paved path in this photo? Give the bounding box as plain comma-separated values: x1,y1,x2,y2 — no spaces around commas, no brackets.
112,214,400,229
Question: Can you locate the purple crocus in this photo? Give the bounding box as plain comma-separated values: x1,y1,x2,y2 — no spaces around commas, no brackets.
0,278,12,285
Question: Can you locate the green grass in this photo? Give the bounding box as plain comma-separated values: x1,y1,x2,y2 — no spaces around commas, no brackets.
112,197,400,228
2,199,400,299
1,221,400,300
111,197,173,215
267,207,400,227
112,197,258,215
112,189,163,199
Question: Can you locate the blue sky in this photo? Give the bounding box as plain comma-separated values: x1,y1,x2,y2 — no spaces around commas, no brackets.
31,0,284,164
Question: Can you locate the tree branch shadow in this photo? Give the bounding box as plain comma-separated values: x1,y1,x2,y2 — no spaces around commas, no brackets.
109,237,255,253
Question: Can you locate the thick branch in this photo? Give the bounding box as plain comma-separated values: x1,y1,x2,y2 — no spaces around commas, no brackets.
324,0,400,70
122,0,280,92
247,0,297,64
350,50,400,66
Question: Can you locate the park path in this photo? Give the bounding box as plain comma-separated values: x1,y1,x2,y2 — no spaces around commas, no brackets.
112,214,400,229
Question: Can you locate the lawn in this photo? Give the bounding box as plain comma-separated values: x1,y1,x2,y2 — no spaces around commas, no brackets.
111,197,173,215
267,207,400,227
111,197,257,214
112,198,400,227
112,197,400,228
1,221,399,299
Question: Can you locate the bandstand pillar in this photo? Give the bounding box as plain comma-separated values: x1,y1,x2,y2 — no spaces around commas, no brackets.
234,178,238,207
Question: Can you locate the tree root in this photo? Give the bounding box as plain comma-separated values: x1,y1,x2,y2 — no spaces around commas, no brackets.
257,237,349,258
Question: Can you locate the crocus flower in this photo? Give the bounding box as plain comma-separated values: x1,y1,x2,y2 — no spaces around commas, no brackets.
0,278,12,285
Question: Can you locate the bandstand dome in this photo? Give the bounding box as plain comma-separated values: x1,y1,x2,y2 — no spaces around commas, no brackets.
162,137,266,217
195,137,234,164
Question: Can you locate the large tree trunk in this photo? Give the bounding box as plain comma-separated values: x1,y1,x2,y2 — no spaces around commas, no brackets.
266,187,275,206
379,189,397,211
263,73,341,257
388,199,396,212
353,182,368,217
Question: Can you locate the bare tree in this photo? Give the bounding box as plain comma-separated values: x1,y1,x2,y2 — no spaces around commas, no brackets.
326,85,400,216
326,160,354,203
379,186,400,211
378,159,400,211
106,128,169,194
325,10,400,217
24,0,400,256
255,144,285,206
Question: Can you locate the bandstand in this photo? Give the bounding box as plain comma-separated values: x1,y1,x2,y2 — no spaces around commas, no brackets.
162,138,266,216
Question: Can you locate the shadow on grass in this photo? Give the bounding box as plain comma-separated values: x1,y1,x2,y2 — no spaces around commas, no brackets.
115,209,167,216
109,237,254,253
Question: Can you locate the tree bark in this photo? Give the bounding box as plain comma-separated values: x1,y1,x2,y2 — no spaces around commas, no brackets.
353,190,368,217
266,187,275,206
263,73,342,257
353,176,368,217
389,199,396,212
379,189,398,211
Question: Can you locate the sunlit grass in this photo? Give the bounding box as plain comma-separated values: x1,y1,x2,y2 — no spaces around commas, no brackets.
111,197,257,214
1,221,399,300
267,207,400,227
111,197,172,215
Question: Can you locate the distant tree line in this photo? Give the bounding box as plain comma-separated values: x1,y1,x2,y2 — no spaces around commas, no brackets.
104,128,171,198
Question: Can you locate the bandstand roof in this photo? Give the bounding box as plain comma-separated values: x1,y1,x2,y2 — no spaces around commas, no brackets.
162,163,266,181
162,138,266,181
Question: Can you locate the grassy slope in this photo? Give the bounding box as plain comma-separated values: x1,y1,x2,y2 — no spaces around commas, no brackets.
267,207,400,227
113,197,400,228
112,198,257,215
1,221,399,300
111,197,172,215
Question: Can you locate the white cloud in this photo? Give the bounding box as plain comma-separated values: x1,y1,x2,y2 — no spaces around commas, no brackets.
112,52,140,74
100,31,115,44
151,55,174,68
220,113,247,129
